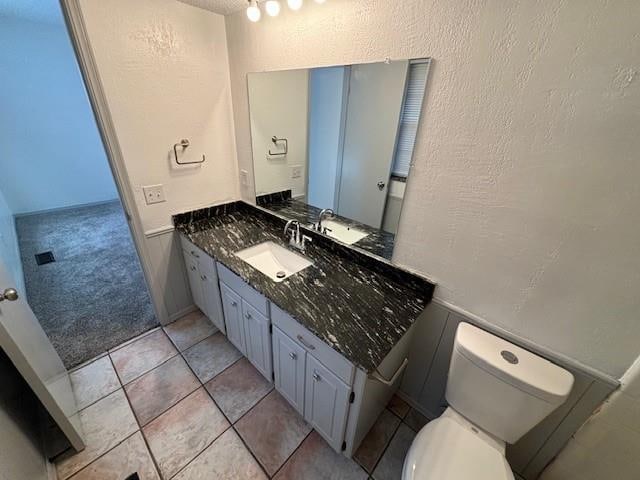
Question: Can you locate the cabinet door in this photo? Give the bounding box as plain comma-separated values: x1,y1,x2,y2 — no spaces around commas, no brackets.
183,252,205,312
200,264,226,335
242,301,272,381
220,283,245,355
272,327,306,415
305,355,351,452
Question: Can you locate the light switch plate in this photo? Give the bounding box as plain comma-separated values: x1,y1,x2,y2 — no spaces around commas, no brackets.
143,185,166,205
291,165,302,179
240,169,249,186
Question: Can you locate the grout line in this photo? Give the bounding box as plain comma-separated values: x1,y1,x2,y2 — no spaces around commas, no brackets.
269,429,313,478
107,355,164,480
177,343,272,479
107,326,162,354
62,431,141,480
367,416,403,477
114,351,181,388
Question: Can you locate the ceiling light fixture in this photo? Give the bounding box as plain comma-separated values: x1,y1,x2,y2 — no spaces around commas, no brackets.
314,0,326,3
265,0,281,16
246,0,261,22
287,0,303,10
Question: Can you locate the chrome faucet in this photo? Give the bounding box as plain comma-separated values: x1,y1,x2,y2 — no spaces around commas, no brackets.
283,219,312,252
316,208,335,234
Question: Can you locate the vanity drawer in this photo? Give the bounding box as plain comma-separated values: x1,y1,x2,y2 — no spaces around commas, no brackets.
181,235,209,263
217,262,270,316
271,303,354,385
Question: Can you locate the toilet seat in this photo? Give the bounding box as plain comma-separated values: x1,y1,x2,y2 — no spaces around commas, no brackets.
402,414,514,480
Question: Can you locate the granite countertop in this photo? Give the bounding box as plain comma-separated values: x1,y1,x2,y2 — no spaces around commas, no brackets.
173,202,433,373
257,193,396,260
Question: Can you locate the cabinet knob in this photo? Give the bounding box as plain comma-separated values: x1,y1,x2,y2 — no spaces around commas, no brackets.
289,352,297,360
202,275,207,280
190,265,197,271
231,301,238,307
312,372,321,382
191,250,200,258
245,312,251,319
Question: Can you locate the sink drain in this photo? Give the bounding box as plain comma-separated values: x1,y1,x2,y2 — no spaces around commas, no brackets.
276,271,286,279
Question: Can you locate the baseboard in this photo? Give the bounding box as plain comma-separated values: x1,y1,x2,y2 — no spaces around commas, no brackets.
167,304,199,324
14,198,121,218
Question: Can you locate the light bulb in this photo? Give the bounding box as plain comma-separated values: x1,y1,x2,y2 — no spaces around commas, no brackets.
287,0,303,10
314,0,326,3
246,0,261,22
265,0,281,16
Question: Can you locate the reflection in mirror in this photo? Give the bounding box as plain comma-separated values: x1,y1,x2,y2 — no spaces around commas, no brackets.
248,59,430,260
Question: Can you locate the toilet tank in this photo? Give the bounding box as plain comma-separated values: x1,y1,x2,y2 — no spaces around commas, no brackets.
445,323,574,444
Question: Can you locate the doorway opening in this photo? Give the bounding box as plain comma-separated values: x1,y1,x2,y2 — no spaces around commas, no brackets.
0,1,158,368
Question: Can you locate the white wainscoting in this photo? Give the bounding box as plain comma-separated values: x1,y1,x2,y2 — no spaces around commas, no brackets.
399,300,618,480
144,226,196,325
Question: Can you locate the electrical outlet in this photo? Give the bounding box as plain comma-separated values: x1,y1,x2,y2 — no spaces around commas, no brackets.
240,169,249,186
143,185,166,205
291,165,302,179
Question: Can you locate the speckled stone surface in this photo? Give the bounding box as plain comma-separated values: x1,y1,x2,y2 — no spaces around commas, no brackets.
173,201,433,373
256,191,396,260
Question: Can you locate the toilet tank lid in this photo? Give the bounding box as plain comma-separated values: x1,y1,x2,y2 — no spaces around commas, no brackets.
454,323,574,405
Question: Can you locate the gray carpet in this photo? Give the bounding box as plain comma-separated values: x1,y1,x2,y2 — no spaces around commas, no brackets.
16,201,158,368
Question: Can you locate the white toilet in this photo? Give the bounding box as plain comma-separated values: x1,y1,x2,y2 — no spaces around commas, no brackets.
402,322,575,480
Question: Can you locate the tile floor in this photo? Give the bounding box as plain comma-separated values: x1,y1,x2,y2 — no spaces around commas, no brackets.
55,309,429,479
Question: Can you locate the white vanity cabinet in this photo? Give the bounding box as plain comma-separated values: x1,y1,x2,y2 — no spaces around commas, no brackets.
181,237,226,334
271,304,354,452
273,326,306,415
217,263,273,382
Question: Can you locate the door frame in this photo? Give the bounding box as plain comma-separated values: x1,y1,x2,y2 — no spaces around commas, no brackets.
58,0,169,323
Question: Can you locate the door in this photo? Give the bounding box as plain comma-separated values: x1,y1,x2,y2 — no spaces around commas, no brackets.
273,327,306,415
220,283,245,354
184,252,204,313
0,260,84,450
304,354,350,451
199,261,226,335
242,300,272,381
337,61,408,228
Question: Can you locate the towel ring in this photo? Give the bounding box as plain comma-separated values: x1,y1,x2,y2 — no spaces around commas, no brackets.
173,139,205,165
268,136,288,156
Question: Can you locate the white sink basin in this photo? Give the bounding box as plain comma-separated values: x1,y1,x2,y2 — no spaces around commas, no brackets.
235,241,313,282
321,219,368,245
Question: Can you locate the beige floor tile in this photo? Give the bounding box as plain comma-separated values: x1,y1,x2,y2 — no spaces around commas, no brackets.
110,330,177,384
275,431,367,480
70,356,120,410
183,333,242,383
173,428,267,480
372,423,416,480
164,310,217,351
387,394,410,419
68,432,159,480
205,358,273,423
354,409,401,472
235,390,312,476
55,389,138,480
125,355,199,426
143,388,230,479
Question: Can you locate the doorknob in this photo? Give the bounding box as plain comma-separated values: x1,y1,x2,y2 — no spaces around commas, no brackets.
377,181,386,190
0,288,18,302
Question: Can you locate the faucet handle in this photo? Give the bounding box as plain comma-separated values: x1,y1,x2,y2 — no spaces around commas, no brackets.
301,235,312,250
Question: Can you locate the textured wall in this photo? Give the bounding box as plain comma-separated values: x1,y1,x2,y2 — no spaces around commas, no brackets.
226,0,640,378
0,15,117,214
79,0,238,232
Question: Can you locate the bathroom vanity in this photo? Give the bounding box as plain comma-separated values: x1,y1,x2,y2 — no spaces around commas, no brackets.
174,201,434,456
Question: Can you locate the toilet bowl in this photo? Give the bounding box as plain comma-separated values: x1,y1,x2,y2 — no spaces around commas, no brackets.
402,322,574,480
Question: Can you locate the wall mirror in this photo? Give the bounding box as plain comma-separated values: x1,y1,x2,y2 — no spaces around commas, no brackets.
247,58,430,260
